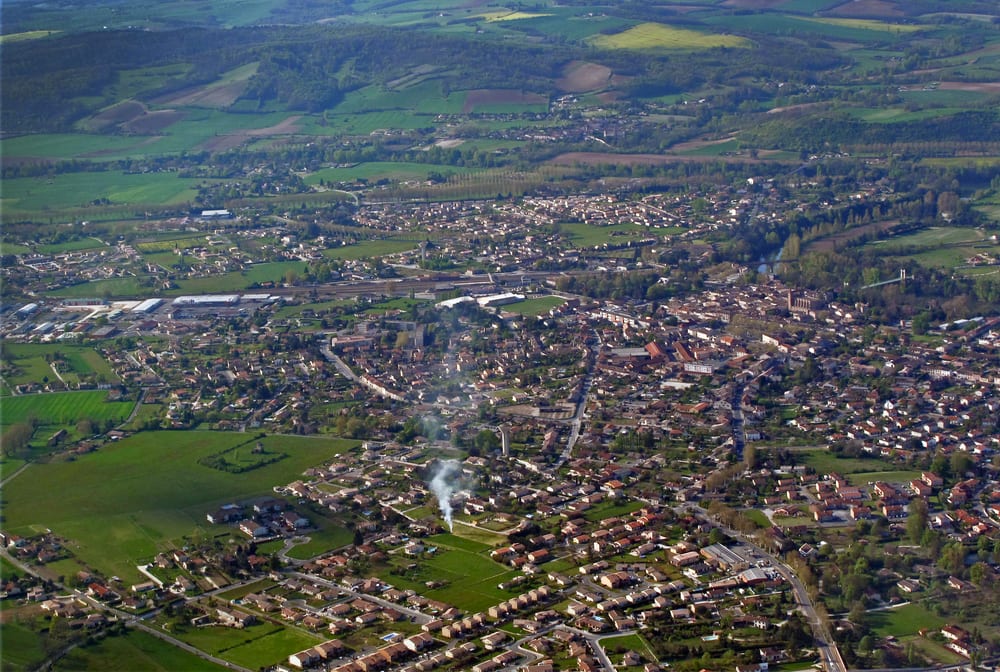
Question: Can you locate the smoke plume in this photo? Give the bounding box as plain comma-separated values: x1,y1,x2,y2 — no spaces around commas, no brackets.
428,459,461,532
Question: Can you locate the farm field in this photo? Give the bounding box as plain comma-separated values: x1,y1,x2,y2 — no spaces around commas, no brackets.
52,629,227,672
0,390,133,427
1,431,357,583
0,172,201,221
305,162,477,185
590,22,750,51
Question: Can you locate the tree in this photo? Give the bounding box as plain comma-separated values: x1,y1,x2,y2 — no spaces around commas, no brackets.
907,497,928,544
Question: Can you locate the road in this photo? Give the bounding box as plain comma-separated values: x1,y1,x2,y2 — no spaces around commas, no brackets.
688,505,847,672
558,329,600,467
0,546,251,672
285,570,432,624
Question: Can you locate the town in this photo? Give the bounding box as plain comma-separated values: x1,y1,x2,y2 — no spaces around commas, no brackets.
3,181,1000,672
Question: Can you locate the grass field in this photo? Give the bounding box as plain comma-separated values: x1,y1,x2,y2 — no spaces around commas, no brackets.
161,619,321,668
561,221,682,248
283,512,355,560
0,391,133,427
0,171,201,220
0,621,47,672
800,449,902,475
53,629,227,671
869,603,945,638
703,13,914,43
506,296,565,316
383,534,518,612
2,343,118,389
590,22,750,51
323,239,418,261
1,432,358,583
846,470,923,487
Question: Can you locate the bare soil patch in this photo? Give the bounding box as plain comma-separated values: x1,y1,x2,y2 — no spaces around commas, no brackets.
152,80,247,108
670,135,737,152
123,109,185,134
462,89,547,113
826,0,903,18
939,81,1000,93
195,115,303,152
767,102,825,115
89,101,147,130
556,61,613,93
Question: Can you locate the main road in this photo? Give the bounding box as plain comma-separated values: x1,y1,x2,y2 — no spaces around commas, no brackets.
686,505,847,672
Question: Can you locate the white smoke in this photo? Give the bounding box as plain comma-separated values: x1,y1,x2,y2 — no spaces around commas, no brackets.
428,459,462,532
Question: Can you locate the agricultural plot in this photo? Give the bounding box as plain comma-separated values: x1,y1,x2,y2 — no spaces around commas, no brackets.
0,390,132,427
1,431,357,583
702,13,915,42
502,12,634,43
0,172,201,221
306,162,475,185
0,134,145,161
590,22,751,50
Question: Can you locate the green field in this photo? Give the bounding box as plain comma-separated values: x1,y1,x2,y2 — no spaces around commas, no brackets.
282,512,355,559
703,13,917,43
0,171,201,220
561,221,681,248
506,295,565,316
2,343,118,390
306,161,479,185
869,603,945,638
323,239,419,261
0,621,48,672
1,431,357,583
159,619,321,669
0,390,133,427
590,22,750,51
383,533,518,612
799,449,903,475
53,629,227,671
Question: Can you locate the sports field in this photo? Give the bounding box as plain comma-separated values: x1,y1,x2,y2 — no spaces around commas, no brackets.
1,431,357,583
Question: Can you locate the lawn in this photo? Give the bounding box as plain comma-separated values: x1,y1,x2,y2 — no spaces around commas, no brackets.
163,619,321,668
384,540,518,612
53,628,227,671
869,603,944,638
1,431,357,583
846,470,923,487
282,512,354,560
